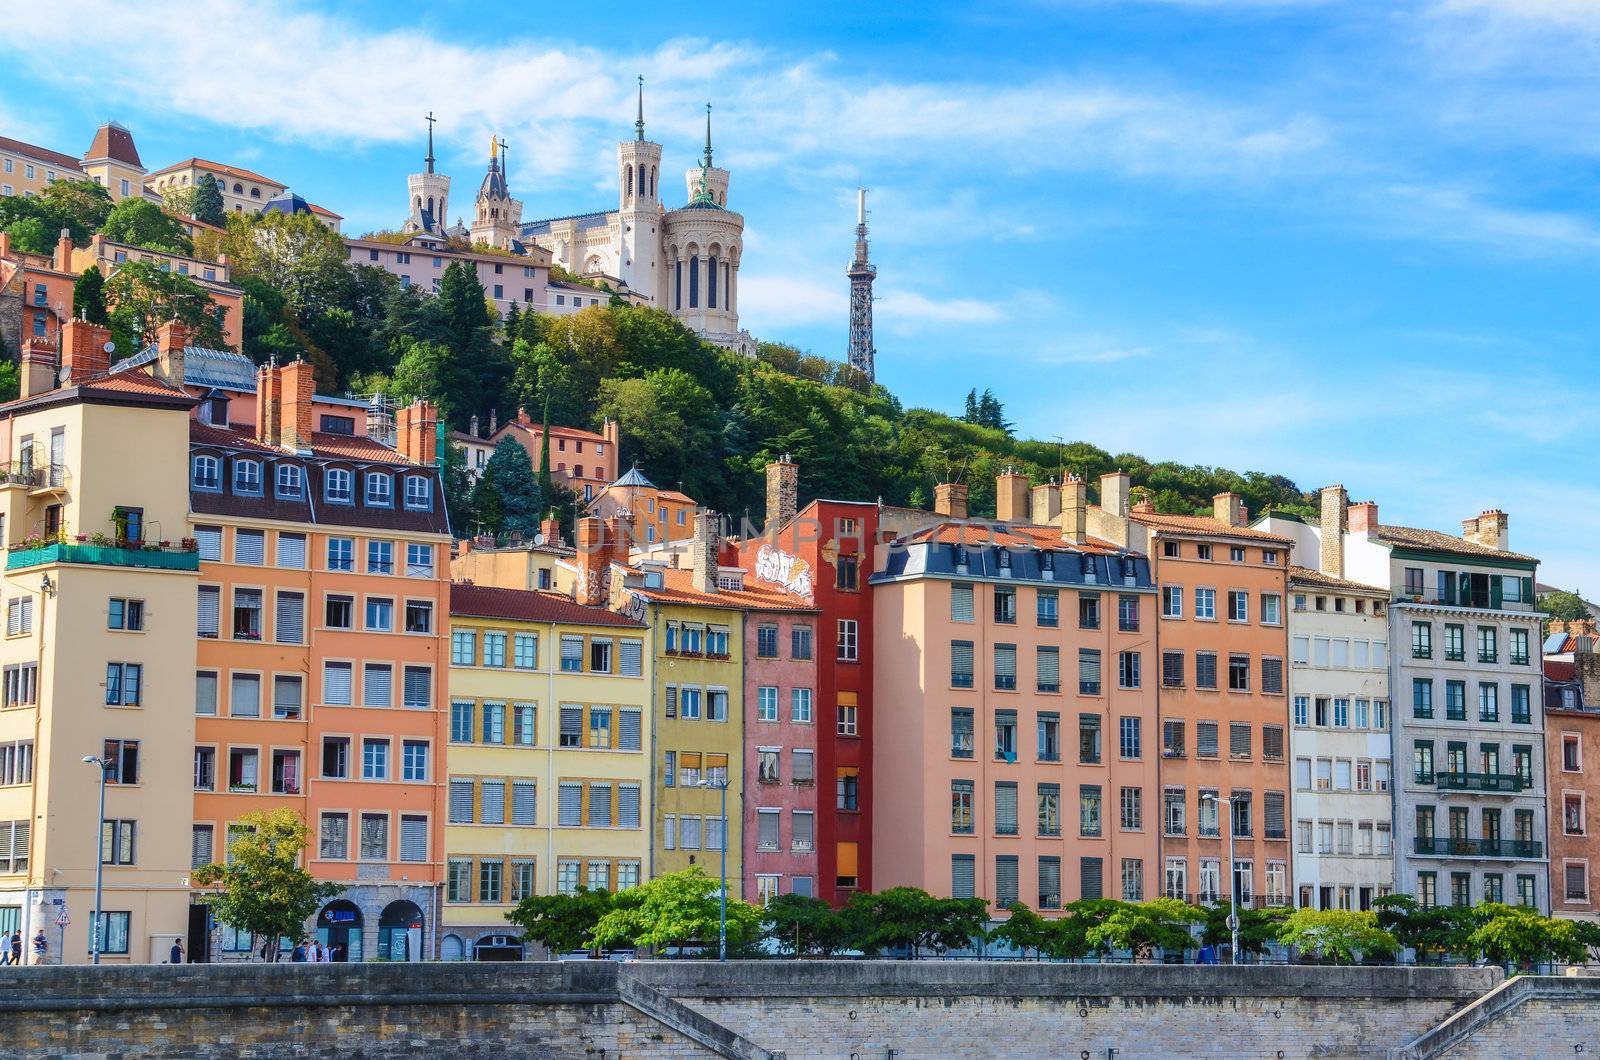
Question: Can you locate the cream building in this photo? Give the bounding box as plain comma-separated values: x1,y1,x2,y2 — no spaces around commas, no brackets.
145,158,341,229
0,317,199,964
80,123,147,203
0,136,82,200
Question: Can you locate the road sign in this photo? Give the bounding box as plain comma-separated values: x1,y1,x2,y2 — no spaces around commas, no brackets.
56,904,69,927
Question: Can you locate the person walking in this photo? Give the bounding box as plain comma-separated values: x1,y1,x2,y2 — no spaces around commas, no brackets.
169,938,184,965
318,941,332,963
31,929,47,965
9,931,20,966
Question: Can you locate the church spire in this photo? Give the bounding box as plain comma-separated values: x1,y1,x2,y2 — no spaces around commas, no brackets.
702,102,714,168
636,75,646,141
425,111,436,174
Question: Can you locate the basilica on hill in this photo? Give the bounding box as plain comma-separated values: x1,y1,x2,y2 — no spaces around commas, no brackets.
400,83,753,356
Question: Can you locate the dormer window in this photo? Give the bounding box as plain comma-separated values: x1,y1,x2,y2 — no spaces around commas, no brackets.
365,472,393,507
325,468,353,504
404,475,432,509
1040,551,1056,579
233,459,262,495
997,549,1012,573
192,455,220,491
276,463,303,499
953,545,969,571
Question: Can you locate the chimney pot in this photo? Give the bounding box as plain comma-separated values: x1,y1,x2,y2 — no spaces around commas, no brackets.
155,319,190,386
1213,491,1243,527
1348,500,1379,535
1318,485,1348,578
1099,471,1130,521
54,228,73,273
61,318,112,385
933,482,968,520
280,359,315,450
995,467,1029,523
765,456,798,535
1060,476,1087,544
692,509,720,593
1030,481,1062,526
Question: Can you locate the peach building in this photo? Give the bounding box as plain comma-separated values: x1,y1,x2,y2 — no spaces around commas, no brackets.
171,353,452,961
1545,631,1600,921
68,233,244,349
453,410,619,503
0,231,77,375
588,467,697,547
871,473,1160,916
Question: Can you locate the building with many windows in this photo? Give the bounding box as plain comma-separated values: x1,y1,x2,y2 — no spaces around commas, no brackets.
443,583,648,959
1285,560,1393,911
871,475,1159,916
1260,491,1547,910
1544,627,1600,921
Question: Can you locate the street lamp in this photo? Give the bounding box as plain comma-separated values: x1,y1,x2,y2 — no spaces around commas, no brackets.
81,754,114,965
1200,792,1240,965
698,776,730,961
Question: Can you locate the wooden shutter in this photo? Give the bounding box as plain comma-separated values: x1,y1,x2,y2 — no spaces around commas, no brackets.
191,824,212,869
664,686,678,718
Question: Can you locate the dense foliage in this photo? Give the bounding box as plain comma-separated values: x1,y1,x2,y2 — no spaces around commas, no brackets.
191,808,342,959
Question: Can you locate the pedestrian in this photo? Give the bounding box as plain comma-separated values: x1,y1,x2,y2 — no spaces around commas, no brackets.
9,931,20,966
169,938,184,965
308,940,321,963
318,941,332,964
31,929,46,965
292,939,306,963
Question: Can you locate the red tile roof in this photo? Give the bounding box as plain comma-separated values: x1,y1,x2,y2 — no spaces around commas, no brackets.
307,203,342,219
1374,524,1537,564
0,135,82,171
148,157,280,188
900,521,1122,555
1131,510,1294,544
188,421,419,465
189,420,280,453
627,568,817,612
83,373,189,398
83,124,141,168
1547,660,1576,682
1288,565,1388,594
309,431,414,464
450,583,644,628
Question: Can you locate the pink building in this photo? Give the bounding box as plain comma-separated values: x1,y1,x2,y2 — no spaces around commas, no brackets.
743,605,822,904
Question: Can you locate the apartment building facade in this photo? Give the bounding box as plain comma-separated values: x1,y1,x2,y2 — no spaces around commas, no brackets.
1545,629,1600,920
0,135,83,199
184,358,452,961
443,584,648,959
0,318,199,964
1286,563,1394,910
1260,491,1547,911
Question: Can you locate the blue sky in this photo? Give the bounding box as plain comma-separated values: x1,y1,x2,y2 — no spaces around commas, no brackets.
4,0,1599,590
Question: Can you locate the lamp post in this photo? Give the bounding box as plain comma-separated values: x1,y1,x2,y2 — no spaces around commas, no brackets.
81,754,113,965
1201,792,1240,964
699,776,730,961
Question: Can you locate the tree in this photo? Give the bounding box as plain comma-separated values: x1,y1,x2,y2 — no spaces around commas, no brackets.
506,887,614,957
597,368,720,502
191,809,341,960
589,868,762,955
74,266,108,325
103,259,228,353
1374,894,1476,963
471,436,541,537
959,387,1013,434
988,903,1054,958
761,893,853,957
1200,903,1291,959
1539,589,1591,628
842,887,987,958
220,211,350,318
1466,904,1587,968
38,178,114,243
434,259,507,428
0,361,19,403
1085,898,1201,959
99,198,193,254
191,173,226,226
1277,909,1397,963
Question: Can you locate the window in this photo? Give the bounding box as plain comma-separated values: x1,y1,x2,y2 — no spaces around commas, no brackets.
995,644,1017,690
1118,594,1140,631
323,661,353,705
365,597,393,633
1118,651,1141,689
514,632,538,669
837,619,858,661
365,472,392,507
1195,652,1218,689
362,739,389,780
1227,654,1249,691
1038,783,1061,836
1079,649,1102,695
994,709,1018,761
1162,585,1183,618
1079,714,1102,764
951,708,974,758
404,600,432,634
105,663,142,706
1037,589,1059,627
1036,646,1060,693
836,554,859,590
757,686,778,722
951,640,974,688
228,747,259,792
837,696,858,736
1261,657,1283,694
791,626,813,659
1119,716,1141,760
108,598,144,632
359,814,388,861
1445,681,1467,721
276,464,303,499
404,473,433,509
102,738,139,784
274,591,305,645
1565,734,1582,772
950,584,974,622
1163,719,1185,758
322,737,348,779
273,675,303,719
1228,590,1248,622
1479,683,1499,723
1510,628,1530,666
791,688,813,723
1444,623,1465,661
757,624,779,658
192,455,221,490
1197,721,1219,758
1413,678,1433,719
1078,593,1100,629
1261,594,1281,625
994,781,1017,835
1511,685,1532,725
1477,626,1498,664
327,538,353,571
1229,722,1252,760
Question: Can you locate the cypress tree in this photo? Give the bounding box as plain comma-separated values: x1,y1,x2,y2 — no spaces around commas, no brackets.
74,266,108,325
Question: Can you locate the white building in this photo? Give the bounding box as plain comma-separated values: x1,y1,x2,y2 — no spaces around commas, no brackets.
1285,564,1393,911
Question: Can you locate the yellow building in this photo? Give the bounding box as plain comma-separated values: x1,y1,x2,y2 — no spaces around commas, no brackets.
0,135,81,200
443,583,649,960
80,123,146,203
0,318,199,963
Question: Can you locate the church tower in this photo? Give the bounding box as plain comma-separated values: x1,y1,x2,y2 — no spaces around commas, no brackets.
471,136,523,251
616,77,663,299
846,188,877,381
683,104,730,208
403,113,450,240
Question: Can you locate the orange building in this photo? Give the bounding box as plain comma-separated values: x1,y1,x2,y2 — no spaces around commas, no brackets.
476,410,619,504
1,230,79,378
1106,488,1295,908
588,467,697,547
170,352,452,961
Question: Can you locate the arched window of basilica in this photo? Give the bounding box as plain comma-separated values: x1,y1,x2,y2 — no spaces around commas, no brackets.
650,166,657,198
708,253,718,309
638,165,646,200
626,168,632,199
688,254,699,308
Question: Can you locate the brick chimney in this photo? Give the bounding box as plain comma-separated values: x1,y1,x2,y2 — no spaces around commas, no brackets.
574,518,610,606
281,359,315,451
1100,471,1130,520
53,228,72,274
1213,492,1243,527
995,467,1029,523
933,482,968,520
0,232,12,260
692,509,720,594
61,318,111,384
154,319,190,387
517,407,533,427
1061,475,1087,544
539,516,563,547
1462,509,1509,552
766,455,798,534
1319,485,1347,578
19,337,56,398
255,363,283,446
1030,480,1061,526
603,417,619,450
397,399,438,466
1348,500,1379,535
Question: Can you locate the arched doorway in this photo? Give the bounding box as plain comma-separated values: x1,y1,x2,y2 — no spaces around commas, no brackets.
473,933,524,962
317,900,362,962
439,933,465,962
378,900,424,962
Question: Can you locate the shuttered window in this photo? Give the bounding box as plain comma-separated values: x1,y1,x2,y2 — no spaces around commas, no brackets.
618,784,641,829
197,586,220,638
449,779,474,823
1081,856,1104,900
558,783,582,827
1262,725,1285,761
363,664,393,708
758,810,780,850
794,750,816,782
230,674,260,718
277,532,306,569
993,644,1016,689
194,526,222,561
1037,647,1060,692
273,676,302,719
275,592,304,644
1197,721,1219,758
619,639,643,677
996,855,1019,906
233,529,265,565
559,706,583,747
191,824,213,869
1079,649,1102,694
511,781,536,826
664,686,678,718
403,666,431,709
195,672,217,716
793,810,814,850
1264,791,1286,839
323,662,352,706
399,815,427,863
951,641,975,687
951,583,974,622
952,854,976,899
995,782,1019,835
618,709,642,751
1039,856,1062,909
560,636,584,671
588,783,612,828
1229,722,1251,759
480,780,506,825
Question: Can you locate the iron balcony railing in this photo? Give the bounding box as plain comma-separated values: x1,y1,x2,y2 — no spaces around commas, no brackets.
1435,771,1529,794
1413,837,1543,859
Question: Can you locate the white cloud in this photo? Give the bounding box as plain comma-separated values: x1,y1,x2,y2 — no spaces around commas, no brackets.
875,290,1005,330
736,274,847,329
1372,183,1600,253
1034,346,1153,365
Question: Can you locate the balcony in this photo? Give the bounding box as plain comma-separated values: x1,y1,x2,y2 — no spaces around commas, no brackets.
6,541,201,572
1413,837,1543,859
1435,771,1528,794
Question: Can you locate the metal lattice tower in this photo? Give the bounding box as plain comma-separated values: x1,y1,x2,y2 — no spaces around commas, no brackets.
846,188,877,381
